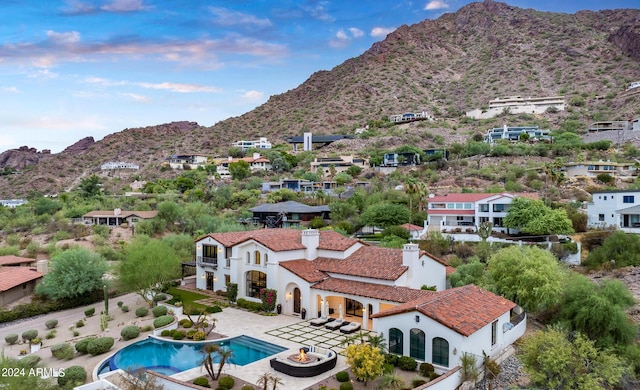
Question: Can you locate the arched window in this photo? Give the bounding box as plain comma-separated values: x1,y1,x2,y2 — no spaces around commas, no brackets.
432,337,449,367
246,251,250,264
264,253,268,266
245,270,267,298
409,328,425,361
389,328,403,355
254,251,261,265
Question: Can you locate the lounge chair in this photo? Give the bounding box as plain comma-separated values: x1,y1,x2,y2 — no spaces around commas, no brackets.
339,322,361,334
309,316,330,326
325,319,348,330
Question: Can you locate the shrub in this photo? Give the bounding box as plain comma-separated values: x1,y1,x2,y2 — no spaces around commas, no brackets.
4,333,18,345
46,330,57,339
419,362,435,377
186,329,197,339
21,329,38,341
135,307,149,317
218,376,235,389
121,305,129,312
161,330,172,337
192,331,206,341
397,355,418,371
117,301,123,308
140,325,153,332
153,293,168,302
153,315,175,328
17,354,41,368
336,371,350,382
58,365,87,387
45,319,58,329
120,325,140,341
339,383,354,390
76,320,85,328
152,305,168,317
206,305,222,313
193,377,210,387
86,337,114,355
180,319,193,328
51,343,75,359
241,386,254,390
84,307,95,317
412,377,427,387
236,298,262,312
172,330,186,340
429,372,440,380
385,353,399,366
72,330,80,337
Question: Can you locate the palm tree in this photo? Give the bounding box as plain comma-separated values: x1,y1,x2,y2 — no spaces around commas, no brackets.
269,374,284,390
256,372,282,390
200,344,234,381
367,333,388,353
404,178,419,223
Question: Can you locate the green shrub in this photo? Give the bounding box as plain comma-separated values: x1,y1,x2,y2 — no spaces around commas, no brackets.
152,305,168,317
236,298,262,311
385,353,399,366
120,325,140,341
117,301,124,308
383,363,394,374
419,362,435,377
339,383,354,390
86,337,114,355
76,320,85,328
336,371,350,382
140,325,153,332
84,307,95,317
429,371,440,380
58,365,87,387
172,330,186,340
397,355,417,371
135,307,149,317
17,354,41,368
241,386,254,390
206,305,222,313
192,331,206,341
153,315,174,328
72,330,80,337
4,333,18,345
21,329,38,341
51,343,75,359
121,305,129,312
412,377,427,387
179,319,193,328
218,376,235,389
153,293,168,302
46,330,57,339
161,330,173,337
45,319,58,329
193,377,210,387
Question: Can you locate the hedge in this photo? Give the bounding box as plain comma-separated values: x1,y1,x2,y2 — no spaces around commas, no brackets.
206,305,222,314
58,365,87,387
21,329,38,341
45,319,58,329
17,354,41,368
339,383,354,390
152,305,168,318
135,307,149,317
397,355,418,371
236,298,262,312
120,325,140,341
153,315,175,328
51,343,75,360
74,337,96,354
218,376,235,389
172,330,185,340
4,334,18,345
0,290,103,325
86,337,114,356
193,377,210,387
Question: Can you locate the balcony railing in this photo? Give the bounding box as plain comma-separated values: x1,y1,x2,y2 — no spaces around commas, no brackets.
197,256,218,268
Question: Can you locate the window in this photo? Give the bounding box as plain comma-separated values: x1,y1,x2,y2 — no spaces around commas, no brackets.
464,203,473,209
493,217,503,227
624,195,635,203
224,274,230,285
264,253,268,266
226,258,231,267
455,203,463,209
599,214,605,221
456,216,464,221
491,321,498,346
479,204,489,212
254,251,261,265
246,252,251,264
446,203,454,209
345,298,364,317
409,328,425,361
389,328,403,355
493,204,505,212
604,196,607,200
432,337,449,367
245,270,267,298
203,245,218,265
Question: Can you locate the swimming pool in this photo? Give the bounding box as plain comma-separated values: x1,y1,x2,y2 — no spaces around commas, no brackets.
103,335,286,375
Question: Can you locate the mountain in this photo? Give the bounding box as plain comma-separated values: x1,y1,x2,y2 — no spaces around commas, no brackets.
1,1,639,197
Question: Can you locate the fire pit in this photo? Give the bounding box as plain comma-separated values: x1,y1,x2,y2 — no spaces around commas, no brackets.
287,348,318,364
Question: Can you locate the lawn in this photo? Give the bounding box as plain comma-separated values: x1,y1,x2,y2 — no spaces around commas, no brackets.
167,287,211,312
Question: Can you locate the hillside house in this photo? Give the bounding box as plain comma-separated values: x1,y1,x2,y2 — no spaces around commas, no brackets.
587,190,640,232
232,137,272,150
382,152,421,167
0,256,45,307
249,201,330,228
466,95,566,119
0,199,28,208
388,111,434,123
193,229,526,377
484,124,552,144
562,161,637,179
166,154,209,170
214,153,271,178
100,161,139,170
81,209,158,227
310,156,368,177
426,192,539,234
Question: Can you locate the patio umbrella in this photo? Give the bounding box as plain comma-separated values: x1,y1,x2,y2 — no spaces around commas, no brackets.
338,303,343,320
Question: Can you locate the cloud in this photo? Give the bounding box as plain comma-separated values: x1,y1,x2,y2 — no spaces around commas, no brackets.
424,1,449,10
330,27,365,48
336,29,348,40
349,28,364,38
46,30,81,45
84,77,222,93
208,7,272,27
302,2,334,22
122,92,151,102
371,26,396,38
27,69,59,79
101,0,147,12
241,90,264,100
0,86,19,93
62,0,96,14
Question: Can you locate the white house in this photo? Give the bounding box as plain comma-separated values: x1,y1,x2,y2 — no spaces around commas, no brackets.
562,161,637,179
166,154,209,169
232,137,272,150
101,161,140,170
466,95,565,119
214,153,271,178
426,192,539,234
587,190,640,232
193,228,525,378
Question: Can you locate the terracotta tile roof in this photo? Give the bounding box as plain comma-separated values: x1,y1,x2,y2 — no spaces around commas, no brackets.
279,259,327,282
401,223,423,231
371,285,516,336
0,267,43,292
314,246,408,280
318,230,359,251
83,210,158,219
312,278,435,303
0,255,36,266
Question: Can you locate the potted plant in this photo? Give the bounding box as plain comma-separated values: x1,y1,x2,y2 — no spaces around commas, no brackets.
301,308,306,320
276,304,282,314
30,337,42,353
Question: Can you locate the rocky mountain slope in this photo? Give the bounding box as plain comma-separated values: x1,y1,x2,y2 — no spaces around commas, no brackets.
1,1,639,197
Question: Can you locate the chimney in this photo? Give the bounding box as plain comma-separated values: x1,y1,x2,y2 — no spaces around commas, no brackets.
114,208,121,216
402,243,420,288
253,152,260,160
301,229,320,260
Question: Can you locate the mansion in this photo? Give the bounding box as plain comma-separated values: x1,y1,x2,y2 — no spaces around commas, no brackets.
193,228,526,376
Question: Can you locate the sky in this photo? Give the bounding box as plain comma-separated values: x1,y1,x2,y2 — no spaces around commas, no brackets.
0,0,637,153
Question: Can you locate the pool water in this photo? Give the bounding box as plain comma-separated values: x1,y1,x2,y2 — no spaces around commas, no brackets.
105,335,286,375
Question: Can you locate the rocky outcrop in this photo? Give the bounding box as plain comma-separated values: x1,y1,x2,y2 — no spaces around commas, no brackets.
61,137,95,155
0,147,52,170
609,24,640,61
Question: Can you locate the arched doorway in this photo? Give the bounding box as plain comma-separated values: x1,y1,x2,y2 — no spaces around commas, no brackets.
293,288,301,314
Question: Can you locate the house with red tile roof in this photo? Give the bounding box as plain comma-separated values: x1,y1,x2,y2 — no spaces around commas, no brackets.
426,192,539,234
0,266,43,306
193,228,525,375
81,209,158,227
214,153,272,178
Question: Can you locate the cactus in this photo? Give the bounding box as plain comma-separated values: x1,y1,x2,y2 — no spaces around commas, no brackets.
103,285,109,316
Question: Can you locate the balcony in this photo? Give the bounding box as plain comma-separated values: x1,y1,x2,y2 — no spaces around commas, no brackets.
197,256,218,269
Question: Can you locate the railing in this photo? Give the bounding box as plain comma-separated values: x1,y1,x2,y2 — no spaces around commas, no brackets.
196,256,218,269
